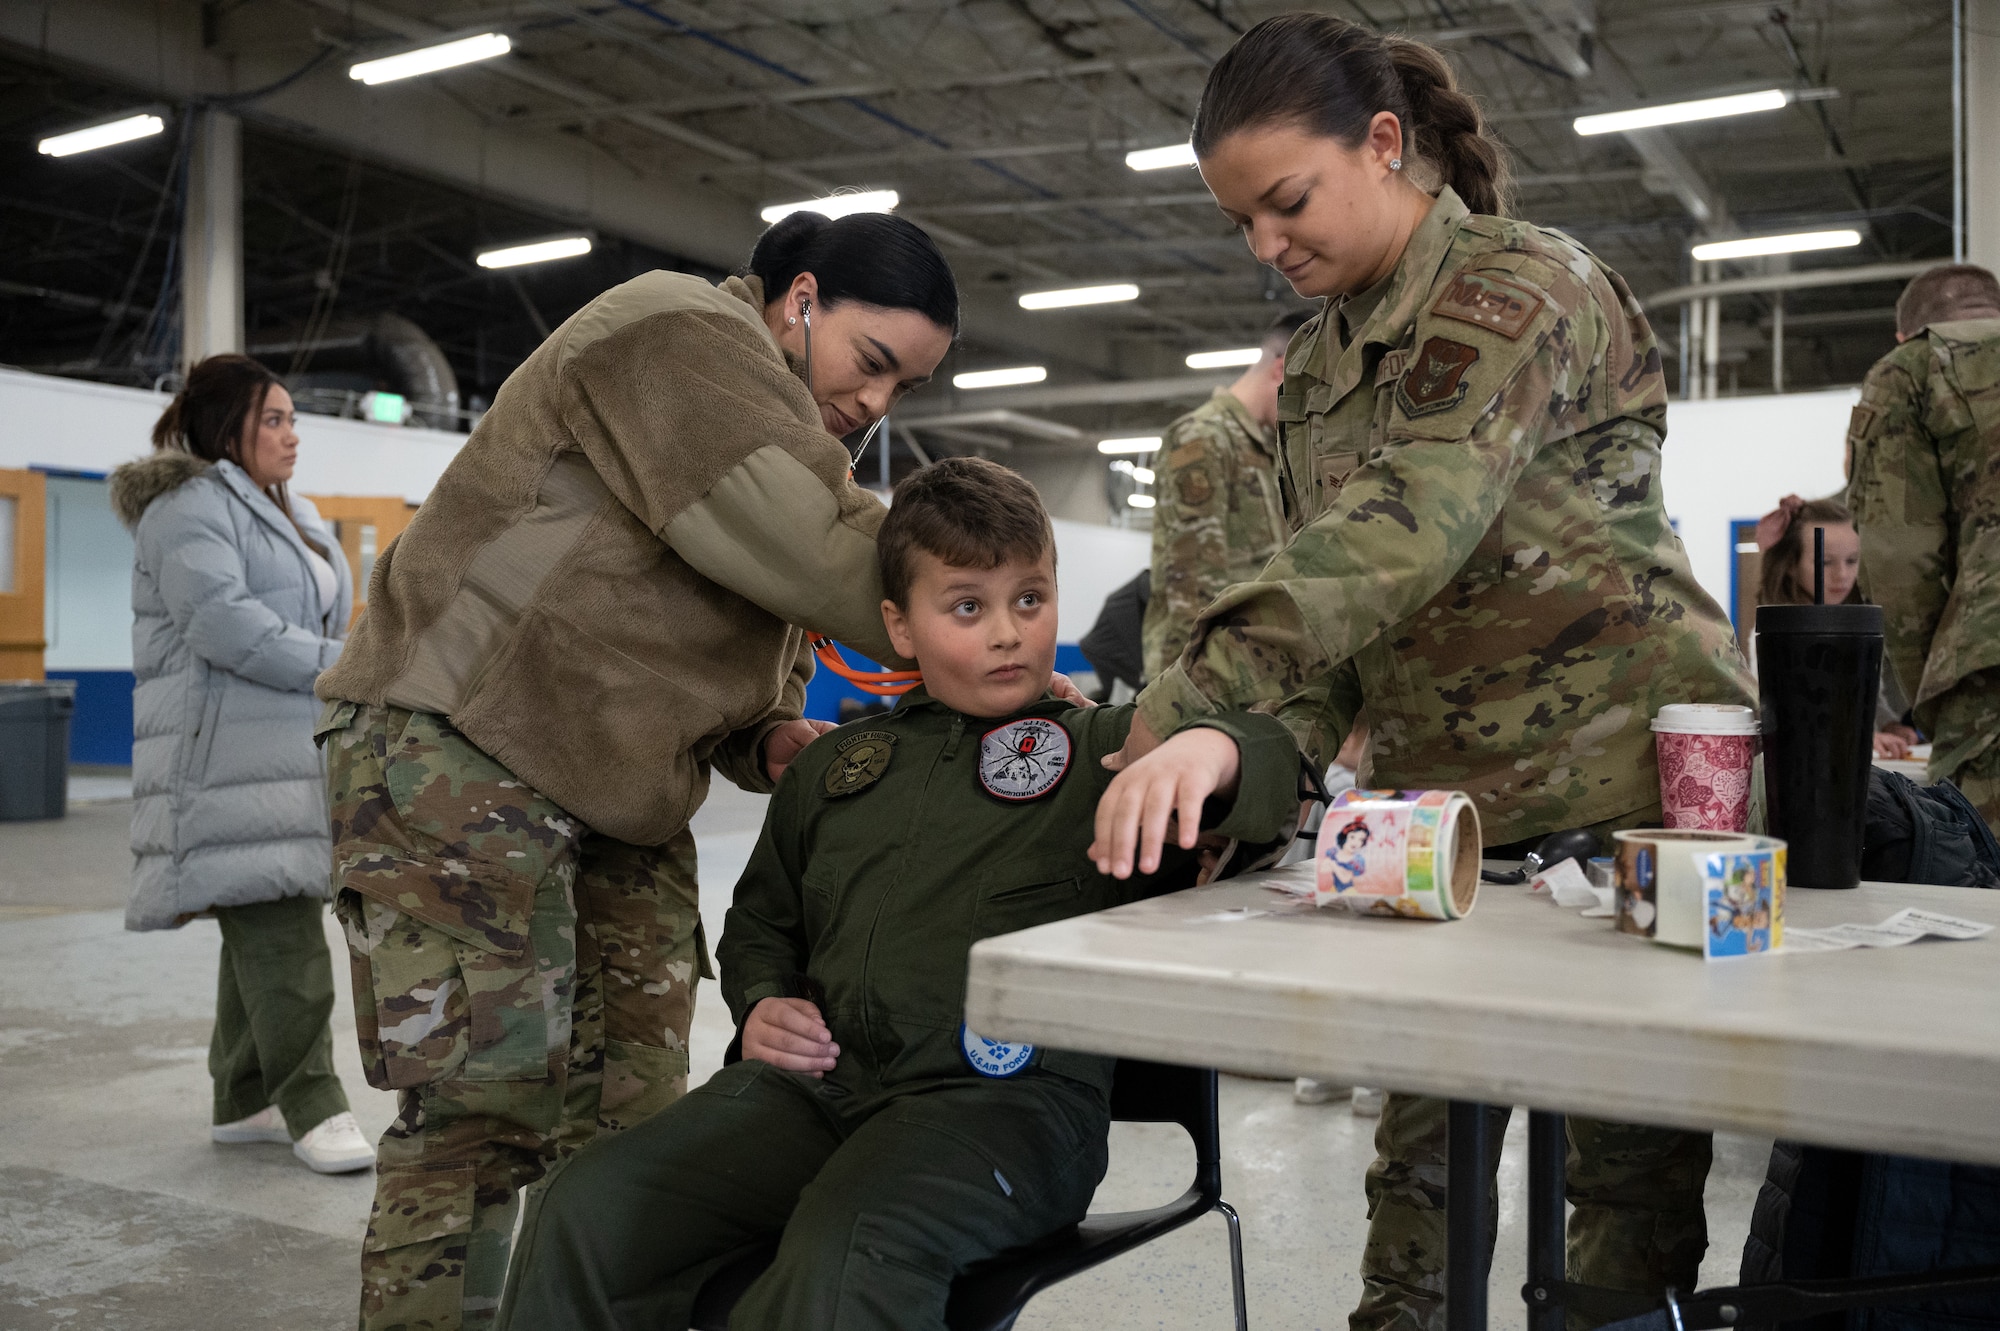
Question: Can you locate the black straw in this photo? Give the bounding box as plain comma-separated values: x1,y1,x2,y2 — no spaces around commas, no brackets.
1814,526,1825,604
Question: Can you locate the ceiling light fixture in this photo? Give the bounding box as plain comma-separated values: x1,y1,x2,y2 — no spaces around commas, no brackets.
1126,493,1157,509
1125,142,1197,171
350,32,512,85
1109,460,1157,484
1186,347,1262,369
953,366,1047,390
1573,89,1789,136
1019,283,1140,310
475,235,593,268
759,189,900,224
1690,229,1862,262
38,112,166,157
1097,436,1161,455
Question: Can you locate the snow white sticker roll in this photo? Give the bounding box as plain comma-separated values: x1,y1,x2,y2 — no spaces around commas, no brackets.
1314,789,1482,920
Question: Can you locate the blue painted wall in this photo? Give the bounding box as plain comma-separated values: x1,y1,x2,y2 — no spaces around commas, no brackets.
46,669,135,765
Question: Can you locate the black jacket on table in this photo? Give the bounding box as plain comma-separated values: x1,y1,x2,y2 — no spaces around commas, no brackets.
718,689,1303,1098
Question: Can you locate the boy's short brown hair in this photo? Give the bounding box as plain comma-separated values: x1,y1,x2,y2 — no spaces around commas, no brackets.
877,457,1055,606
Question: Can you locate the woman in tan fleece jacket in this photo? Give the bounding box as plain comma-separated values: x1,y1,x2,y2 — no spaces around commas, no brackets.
313,212,962,1331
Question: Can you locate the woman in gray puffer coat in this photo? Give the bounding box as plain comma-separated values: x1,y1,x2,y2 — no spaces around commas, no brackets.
110,353,373,1175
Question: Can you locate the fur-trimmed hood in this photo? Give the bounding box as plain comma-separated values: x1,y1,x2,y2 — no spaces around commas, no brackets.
110,451,213,530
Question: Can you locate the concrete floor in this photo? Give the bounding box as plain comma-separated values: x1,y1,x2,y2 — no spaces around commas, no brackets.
0,777,1770,1330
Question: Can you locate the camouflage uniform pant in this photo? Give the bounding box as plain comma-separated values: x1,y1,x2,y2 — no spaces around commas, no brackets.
1351,1095,1711,1331
1928,671,2000,837
321,703,707,1331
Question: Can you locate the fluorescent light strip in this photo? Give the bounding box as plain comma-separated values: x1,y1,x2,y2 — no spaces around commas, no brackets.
1109,460,1157,484
1019,283,1140,310
38,113,166,157
953,366,1046,390
476,236,593,268
1126,142,1197,171
1126,493,1157,509
351,32,511,86
1097,436,1161,455
1691,229,1862,262
1186,347,1261,369
1574,89,1788,136
759,190,900,224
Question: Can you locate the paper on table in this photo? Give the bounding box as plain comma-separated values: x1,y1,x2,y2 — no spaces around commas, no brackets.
1784,907,1993,953
1529,858,1603,909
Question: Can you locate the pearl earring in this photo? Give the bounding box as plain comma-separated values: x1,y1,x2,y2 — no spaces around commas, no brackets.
788,317,797,325
1390,158,1403,170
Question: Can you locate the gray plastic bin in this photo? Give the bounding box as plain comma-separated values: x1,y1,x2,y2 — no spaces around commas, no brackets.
0,680,76,821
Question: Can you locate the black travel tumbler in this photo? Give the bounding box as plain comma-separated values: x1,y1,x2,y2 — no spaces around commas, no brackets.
1754,602,1884,889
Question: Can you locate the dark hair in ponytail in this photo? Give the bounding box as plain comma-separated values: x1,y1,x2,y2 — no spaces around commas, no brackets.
745,210,959,334
153,353,322,553
1192,12,1513,218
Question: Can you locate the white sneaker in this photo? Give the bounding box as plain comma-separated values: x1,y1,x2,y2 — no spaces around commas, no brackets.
1352,1087,1387,1118
292,1112,376,1174
1294,1077,1353,1105
212,1105,290,1144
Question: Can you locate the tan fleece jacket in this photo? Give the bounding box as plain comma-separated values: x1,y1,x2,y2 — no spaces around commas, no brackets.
318,271,904,846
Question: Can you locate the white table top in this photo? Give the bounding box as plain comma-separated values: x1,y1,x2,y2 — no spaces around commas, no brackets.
965,866,2000,1166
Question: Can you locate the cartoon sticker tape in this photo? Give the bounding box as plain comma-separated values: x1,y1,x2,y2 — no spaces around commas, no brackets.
977,717,1072,802
1315,788,1481,920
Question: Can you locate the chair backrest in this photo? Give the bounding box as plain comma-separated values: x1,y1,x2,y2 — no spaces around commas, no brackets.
1106,1059,1222,1201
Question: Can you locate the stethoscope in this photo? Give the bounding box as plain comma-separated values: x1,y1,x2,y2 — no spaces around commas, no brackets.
795,293,920,697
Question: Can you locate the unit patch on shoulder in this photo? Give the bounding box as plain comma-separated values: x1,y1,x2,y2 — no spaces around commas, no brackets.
960,1022,1036,1078
1396,336,1482,419
1176,465,1215,507
977,717,1072,802
1846,402,1881,445
822,730,896,797
1431,271,1546,340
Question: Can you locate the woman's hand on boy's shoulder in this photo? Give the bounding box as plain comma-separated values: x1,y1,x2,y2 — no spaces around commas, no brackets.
1051,671,1094,707
744,996,840,1077
764,719,839,782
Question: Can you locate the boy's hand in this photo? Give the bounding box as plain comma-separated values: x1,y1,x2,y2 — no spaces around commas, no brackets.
764,719,838,782
743,997,839,1077
1090,727,1242,879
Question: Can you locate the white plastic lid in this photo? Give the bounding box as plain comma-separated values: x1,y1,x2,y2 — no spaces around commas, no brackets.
1650,703,1760,735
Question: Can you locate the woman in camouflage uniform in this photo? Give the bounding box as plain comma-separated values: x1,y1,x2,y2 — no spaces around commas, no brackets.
1090,15,1756,1331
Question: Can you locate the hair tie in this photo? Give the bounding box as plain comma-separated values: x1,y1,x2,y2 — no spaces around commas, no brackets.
1753,494,1806,552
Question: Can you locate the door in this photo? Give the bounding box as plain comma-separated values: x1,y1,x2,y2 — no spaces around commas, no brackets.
0,468,47,680
1730,518,1763,638
304,495,416,628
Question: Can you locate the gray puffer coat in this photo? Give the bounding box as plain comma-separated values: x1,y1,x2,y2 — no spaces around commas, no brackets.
110,453,352,931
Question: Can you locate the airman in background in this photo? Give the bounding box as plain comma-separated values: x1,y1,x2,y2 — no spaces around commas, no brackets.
1849,263,2000,835
1142,309,1312,680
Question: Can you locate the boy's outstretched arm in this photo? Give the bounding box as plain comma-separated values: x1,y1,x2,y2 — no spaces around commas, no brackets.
1091,710,1304,879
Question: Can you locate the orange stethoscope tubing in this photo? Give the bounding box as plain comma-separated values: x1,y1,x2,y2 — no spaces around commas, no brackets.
797,293,921,697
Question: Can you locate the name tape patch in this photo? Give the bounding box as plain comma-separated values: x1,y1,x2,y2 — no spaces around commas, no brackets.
822,730,896,797
978,717,1072,802
1431,271,1545,340
960,1022,1036,1078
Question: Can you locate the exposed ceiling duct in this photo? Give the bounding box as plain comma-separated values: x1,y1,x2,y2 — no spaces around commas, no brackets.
248,312,460,428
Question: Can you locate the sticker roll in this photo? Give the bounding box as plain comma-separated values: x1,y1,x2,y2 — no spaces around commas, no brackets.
1317,788,1482,920
1697,838,1787,958
1613,829,1781,948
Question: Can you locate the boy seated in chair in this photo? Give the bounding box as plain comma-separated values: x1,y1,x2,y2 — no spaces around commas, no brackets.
497,457,1302,1331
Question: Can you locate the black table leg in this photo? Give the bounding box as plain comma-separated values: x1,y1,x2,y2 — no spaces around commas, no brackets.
1526,1111,1568,1331
1448,1100,1496,1331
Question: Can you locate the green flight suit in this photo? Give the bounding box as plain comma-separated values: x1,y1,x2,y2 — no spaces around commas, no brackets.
1848,318,2000,835
1143,388,1291,681
496,692,1302,1331
1133,187,1755,1331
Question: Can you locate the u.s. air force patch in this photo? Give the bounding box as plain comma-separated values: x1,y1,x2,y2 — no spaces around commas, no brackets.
960,1022,1035,1077
822,730,896,797
1396,335,1481,419
977,717,1071,802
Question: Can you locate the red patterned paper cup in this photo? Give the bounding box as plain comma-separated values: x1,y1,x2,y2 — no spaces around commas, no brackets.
1651,704,1760,832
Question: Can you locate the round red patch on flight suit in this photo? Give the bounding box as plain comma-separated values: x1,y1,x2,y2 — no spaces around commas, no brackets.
977,717,1072,802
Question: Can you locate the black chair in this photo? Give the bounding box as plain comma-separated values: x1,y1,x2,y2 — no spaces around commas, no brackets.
689,1059,1250,1331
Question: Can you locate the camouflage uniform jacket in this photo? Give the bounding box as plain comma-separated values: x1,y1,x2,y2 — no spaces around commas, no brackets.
1137,187,1755,841
1141,388,1289,680
1848,318,2000,767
